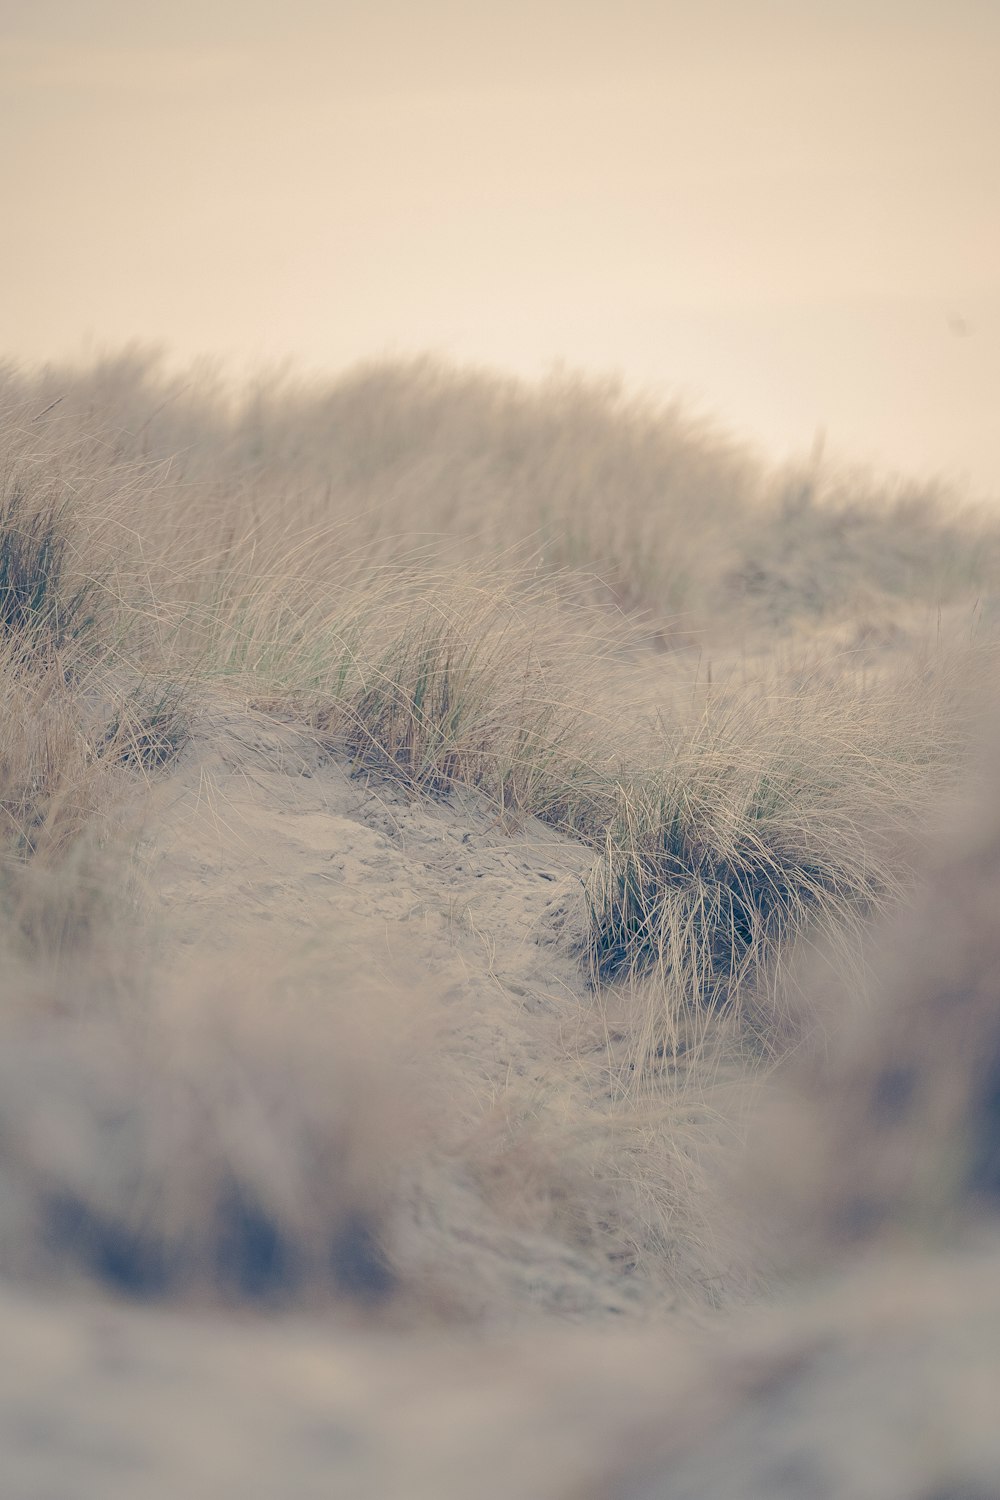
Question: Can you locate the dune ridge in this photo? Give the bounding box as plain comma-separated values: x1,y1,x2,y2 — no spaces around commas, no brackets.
1,353,999,1496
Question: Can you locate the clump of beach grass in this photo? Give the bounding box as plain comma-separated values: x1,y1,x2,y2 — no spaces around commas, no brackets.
0,478,98,655
302,572,625,825
0,405,195,962
582,653,973,1061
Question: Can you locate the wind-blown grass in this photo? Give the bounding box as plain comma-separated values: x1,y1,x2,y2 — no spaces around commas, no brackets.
301,574,623,823
7,351,998,642
0,347,995,1326
0,354,989,1041
582,659,969,1058
0,480,97,653
0,409,192,958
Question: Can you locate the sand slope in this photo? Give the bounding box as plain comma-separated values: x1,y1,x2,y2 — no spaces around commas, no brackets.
138,700,708,1320
4,698,999,1498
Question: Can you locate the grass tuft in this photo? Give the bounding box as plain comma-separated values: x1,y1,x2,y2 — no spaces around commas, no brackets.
99,682,191,773
0,477,96,655
581,660,968,1052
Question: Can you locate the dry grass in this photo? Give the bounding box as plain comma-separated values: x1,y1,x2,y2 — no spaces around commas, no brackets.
8,350,999,640
736,726,1000,1277
583,650,976,1058
0,348,997,1321
0,434,187,960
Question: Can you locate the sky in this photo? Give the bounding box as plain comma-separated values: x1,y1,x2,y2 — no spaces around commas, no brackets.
2,0,998,493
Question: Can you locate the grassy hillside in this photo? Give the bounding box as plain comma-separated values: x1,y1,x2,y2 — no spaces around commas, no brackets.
0,349,997,1321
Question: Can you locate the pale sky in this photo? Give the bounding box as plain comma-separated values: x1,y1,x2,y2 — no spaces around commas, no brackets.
3,0,998,492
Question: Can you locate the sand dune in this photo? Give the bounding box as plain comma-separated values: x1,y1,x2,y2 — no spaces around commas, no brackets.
3,357,999,1496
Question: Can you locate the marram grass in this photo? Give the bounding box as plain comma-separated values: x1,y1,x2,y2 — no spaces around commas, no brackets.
0,351,988,1065
581,662,966,1053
